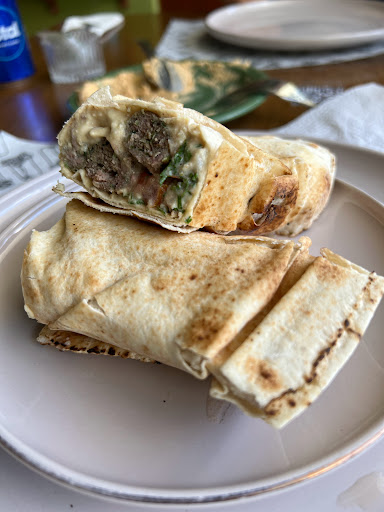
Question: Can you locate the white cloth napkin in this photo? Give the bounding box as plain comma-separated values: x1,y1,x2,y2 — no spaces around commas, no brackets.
0,83,382,197
61,12,124,39
274,82,384,153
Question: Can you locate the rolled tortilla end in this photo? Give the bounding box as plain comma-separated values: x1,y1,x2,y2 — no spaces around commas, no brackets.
210,249,384,428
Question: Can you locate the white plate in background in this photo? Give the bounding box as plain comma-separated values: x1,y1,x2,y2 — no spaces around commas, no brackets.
206,0,384,51
1,139,384,505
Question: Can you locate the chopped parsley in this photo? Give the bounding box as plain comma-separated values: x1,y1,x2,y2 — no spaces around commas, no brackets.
157,206,167,215
159,141,192,184
171,172,199,212
128,196,145,205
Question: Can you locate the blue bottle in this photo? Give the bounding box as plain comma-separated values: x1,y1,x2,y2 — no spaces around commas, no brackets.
0,0,34,83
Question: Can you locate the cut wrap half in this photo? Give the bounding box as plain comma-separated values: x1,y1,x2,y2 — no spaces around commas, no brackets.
57,87,298,234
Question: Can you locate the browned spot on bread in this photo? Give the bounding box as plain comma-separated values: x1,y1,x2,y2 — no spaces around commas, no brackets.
151,277,168,291
313,353,325,368
238,174,298,233
38,327,156,363
189,274,197,280
246,358,282,392
346,328,362,340
187,310,227,351
264,388,298,418
313,257,349,285
308,319,356,382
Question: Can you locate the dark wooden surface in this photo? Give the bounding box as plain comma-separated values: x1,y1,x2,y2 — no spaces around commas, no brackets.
1,10,384,142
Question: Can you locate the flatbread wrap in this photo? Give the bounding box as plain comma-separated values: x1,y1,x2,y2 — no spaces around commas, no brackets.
210,245,384,428
22,199,302,379
243,135,336,236
57,87,298,234
21,200,384,427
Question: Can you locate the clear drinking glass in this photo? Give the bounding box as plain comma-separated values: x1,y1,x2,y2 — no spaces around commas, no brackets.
38,28,106,84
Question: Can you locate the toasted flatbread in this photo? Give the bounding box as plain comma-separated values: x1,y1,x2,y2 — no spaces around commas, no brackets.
243,136,336,236
22,199,301,379
57,88,298,234
22,200,384,428
210,246,384,428
37,325,156,363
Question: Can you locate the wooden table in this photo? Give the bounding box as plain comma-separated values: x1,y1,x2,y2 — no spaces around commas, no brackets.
1,10,384,142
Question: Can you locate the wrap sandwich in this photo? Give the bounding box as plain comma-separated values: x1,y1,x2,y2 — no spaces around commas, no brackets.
22,199,302,379
57,87,298,234
210,243,384,427
21,200,384,428
243,135,336,236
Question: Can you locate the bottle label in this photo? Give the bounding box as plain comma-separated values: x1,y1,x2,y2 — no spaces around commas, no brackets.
0,6,25,62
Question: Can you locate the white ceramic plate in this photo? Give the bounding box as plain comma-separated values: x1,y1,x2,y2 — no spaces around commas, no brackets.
205,0,384,51
1,138,384,505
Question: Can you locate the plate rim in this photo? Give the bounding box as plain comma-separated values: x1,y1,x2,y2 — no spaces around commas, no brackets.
1,418,384,504
205,0,384,51
1,137,384,504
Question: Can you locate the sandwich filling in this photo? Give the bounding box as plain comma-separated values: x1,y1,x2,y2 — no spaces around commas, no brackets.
61,108,208,221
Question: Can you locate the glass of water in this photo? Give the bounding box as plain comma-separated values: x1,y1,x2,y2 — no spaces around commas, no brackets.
38,28,106,84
